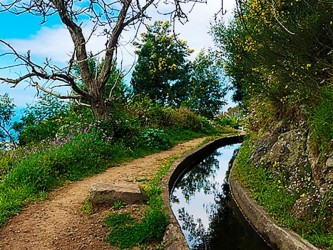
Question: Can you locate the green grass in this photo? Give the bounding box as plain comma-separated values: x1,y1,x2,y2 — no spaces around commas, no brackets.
233,139,333,249
103,213,135,227
104,183,170,248
310,87,333,149
105,208,169,249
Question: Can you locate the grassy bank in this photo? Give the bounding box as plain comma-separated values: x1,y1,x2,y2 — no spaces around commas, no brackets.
233,139,333,249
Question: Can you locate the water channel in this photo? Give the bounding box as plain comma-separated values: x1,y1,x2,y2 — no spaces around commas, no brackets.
170,142,273,250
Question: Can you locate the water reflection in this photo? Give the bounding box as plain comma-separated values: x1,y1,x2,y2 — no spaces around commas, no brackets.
170,144,272,250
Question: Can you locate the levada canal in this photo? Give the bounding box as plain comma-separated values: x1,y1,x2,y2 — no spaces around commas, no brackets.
170,137,273,250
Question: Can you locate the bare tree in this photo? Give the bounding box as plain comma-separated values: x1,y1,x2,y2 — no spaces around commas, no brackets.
0,0,214,124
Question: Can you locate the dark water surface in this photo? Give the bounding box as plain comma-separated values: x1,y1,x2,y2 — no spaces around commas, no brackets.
170,143,273,250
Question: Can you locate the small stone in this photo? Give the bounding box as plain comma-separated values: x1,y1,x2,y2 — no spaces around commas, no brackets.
326,157,333,168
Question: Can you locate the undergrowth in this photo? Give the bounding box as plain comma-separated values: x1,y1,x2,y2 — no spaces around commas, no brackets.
103,157,180,249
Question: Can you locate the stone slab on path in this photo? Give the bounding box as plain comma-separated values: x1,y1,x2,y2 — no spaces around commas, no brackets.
90,182,148,207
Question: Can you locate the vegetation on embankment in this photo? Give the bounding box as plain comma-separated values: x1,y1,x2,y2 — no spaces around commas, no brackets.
210,1,333,249
233,139,333,249
211,0,333,156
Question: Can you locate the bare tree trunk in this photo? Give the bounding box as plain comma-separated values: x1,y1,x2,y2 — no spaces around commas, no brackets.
90,98,110,121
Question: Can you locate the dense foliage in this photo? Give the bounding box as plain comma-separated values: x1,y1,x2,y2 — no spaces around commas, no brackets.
212,0,333,138
14,95,69,145
185,49,228,118
131,21,192,106
132,21,228,118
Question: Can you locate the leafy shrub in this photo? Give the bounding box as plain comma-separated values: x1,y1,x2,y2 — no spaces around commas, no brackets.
115,97,217,140
103,213,134,227
139,128,171,150
15,95,69,145
113,109,142,140
160,107,203,131
215,116,239,128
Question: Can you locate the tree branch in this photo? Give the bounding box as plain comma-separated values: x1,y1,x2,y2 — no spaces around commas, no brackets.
0,124,17,149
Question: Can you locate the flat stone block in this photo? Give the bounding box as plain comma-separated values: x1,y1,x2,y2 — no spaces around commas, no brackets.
90,182,147,207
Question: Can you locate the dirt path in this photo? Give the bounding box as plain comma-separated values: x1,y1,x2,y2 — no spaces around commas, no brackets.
0,137,206,250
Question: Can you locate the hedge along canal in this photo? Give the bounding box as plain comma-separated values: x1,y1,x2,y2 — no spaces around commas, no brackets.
165,135,272,249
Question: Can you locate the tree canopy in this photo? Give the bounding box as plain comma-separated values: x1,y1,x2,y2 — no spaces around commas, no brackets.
131,21,227,118
131,20,192,106
185,49,227,118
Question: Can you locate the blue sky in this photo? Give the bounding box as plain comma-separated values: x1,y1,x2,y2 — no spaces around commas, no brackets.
0,1,236,108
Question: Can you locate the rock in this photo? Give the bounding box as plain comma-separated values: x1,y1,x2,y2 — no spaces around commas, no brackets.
90,182,147,207
163,224,188,250
250,131,278,162
268,129,308,168
326,157,333,168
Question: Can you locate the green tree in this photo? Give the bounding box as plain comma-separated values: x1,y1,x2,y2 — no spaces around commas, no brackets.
131,21,192,106
185,49,227,119
14,94,69,145
0,93,17,149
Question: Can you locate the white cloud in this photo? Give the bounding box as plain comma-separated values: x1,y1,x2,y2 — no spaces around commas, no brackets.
174,0,236,57
6,26,73,63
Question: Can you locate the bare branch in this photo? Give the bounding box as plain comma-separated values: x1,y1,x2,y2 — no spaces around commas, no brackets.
99,0,132,86
271,0,295,35
0,39,89,98
31,81,81,100
0,124,17,149
74,99,91,108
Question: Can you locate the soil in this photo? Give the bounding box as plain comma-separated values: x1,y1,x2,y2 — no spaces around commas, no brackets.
0,137,206,250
